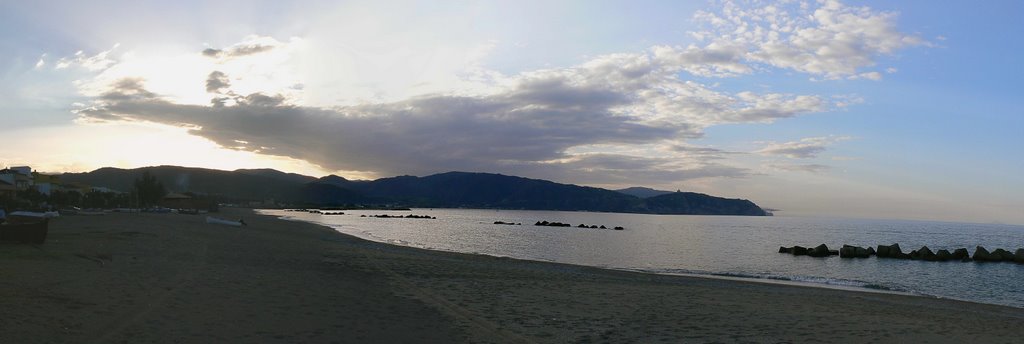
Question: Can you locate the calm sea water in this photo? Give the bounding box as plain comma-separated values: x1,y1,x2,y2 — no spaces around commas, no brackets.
259,209,1024,308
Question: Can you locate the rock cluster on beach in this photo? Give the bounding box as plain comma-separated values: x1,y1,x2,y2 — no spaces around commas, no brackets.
534,221,624,230
779,243,1024,263
360,214,436,219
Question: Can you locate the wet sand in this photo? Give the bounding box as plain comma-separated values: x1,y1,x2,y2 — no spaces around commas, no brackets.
2,209,1022,343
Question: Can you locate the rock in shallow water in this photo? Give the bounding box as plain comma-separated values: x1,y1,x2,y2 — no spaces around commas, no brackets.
918,246,937,261
876,245,891,258
839,245,856,258
992,249,1015,262
808,244,830,257
973,246,993,262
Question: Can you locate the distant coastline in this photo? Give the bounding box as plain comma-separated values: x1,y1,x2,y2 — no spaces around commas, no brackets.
57,165,770,216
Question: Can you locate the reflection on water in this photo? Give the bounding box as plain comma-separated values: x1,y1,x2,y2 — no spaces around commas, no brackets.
261,209,1024,308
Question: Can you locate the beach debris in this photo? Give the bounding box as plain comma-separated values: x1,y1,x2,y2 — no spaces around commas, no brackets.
74,253,112,266
206,216,246,227
493,221,521,225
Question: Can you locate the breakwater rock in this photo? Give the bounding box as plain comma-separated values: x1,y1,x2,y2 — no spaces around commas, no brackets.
780,243,1024,264
535,221,624,230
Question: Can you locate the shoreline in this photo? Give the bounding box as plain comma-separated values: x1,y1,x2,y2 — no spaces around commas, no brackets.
268,209,995,308
4,208,1023,342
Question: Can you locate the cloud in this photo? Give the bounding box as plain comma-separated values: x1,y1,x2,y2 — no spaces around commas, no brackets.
651,43,752,77
767,163,831,173
63,0,917,185
73,42,826,182
34,54,47,69
691,0,925,80
670,144,743,162
756,136,849,159
547,153,752,186
201,36,280,59
55,44,120,71
205,71,231,93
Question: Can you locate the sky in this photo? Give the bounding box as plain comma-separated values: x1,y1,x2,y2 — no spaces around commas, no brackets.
1,0,1022,225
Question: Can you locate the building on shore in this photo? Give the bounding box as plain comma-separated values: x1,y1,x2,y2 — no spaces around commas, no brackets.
33,173,60,195
0,167,33,191
0,179,16,200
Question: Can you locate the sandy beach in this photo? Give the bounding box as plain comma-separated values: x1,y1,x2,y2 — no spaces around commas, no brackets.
2,209,1023,343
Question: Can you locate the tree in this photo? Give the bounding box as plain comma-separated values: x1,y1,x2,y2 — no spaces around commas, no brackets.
133,171,166,207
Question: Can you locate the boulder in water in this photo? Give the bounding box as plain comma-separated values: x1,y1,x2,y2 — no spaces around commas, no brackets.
855,246,870,258
1015,249,1024,264
808,244,830,257
792,246,808,256
935,249,952,262
876,245,891,258
881,243,905,259
993,248,1015,262
973,246,993,262
919,246,937,261
779,246,792,254
952,248,970,260
839,245,857,258
866,247,876,256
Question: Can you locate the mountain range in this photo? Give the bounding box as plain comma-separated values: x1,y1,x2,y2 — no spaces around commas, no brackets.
59,165,769,216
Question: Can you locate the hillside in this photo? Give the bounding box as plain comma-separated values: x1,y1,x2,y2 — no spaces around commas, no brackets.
615,187,674,198
639,192,768,216
59,166,768,215
59,166,363,204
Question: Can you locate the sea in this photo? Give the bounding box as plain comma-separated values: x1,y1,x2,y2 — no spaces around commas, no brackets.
259,208,1024,308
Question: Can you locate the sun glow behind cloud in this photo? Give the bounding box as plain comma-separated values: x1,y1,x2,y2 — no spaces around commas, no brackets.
35,0,924,186
0,122,349,177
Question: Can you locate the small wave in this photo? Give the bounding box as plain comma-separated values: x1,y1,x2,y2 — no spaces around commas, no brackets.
625,267,915,295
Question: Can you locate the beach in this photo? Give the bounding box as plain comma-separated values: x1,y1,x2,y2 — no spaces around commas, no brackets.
2,209,1022,343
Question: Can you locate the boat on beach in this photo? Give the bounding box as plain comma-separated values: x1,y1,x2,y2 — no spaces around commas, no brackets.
1,212,49,244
